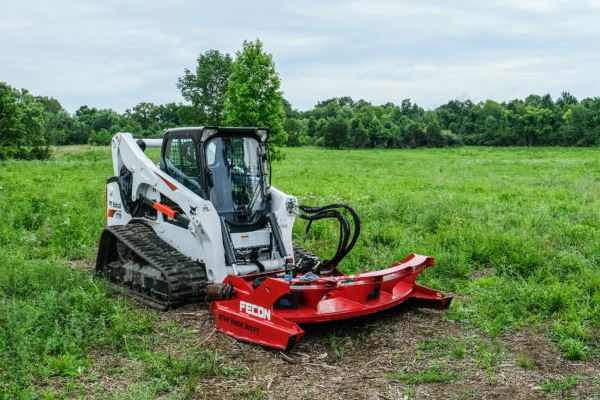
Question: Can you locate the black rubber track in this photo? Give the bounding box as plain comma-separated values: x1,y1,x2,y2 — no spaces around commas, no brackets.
96,222,207,310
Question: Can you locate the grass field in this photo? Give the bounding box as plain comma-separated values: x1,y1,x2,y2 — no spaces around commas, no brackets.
0,145,599,399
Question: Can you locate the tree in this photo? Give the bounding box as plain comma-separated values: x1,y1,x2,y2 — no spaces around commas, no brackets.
284,118,309,146
518,106,553,146
177,50,233,125
0,82,24,158
20,94,48,159
45,109,71,145
35,96,73,145
88,128,113,146
128,102,158,131
0,84,49,159
72,105,97,144
556,91,578,110
423,111,443,147
403,120,426,148
156,103,181,127
222,39,287,147
91,109,121,133
323,118,349,148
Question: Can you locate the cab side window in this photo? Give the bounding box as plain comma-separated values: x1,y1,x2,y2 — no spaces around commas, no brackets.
164,138,201,195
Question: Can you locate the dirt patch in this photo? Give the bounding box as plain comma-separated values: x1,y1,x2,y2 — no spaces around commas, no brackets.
157,303,599,400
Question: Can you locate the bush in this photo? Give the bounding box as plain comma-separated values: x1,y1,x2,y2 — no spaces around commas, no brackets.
88,128,113,146
0,144,18,160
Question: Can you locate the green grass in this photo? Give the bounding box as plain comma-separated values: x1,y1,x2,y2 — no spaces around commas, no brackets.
0,148,241,399
1,145,599,397
416,338,466,359
386,363,459,384
540,374,583,394
517,351,536,370
273,147,600,359
330,334,355,360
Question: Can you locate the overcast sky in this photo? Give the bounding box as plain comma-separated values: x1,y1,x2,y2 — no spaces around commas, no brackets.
1,0,599,114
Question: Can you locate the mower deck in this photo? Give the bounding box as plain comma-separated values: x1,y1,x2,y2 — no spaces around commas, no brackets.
211,254,452,350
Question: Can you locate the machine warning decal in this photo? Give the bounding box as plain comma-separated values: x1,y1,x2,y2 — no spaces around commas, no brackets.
218,313,260,334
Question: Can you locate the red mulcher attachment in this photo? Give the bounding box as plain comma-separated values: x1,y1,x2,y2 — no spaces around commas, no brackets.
211,254,452,350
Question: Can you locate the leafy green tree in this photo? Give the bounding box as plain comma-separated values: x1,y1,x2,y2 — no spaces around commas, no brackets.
44,109,70,145
399,98,424,120
366,118,386,148
313,98,342,119
284,118,309,146
0,85,49,159
323,118,349,148
19,93,48,152
35,96,64,115
540,93,554,110
520,106,553,145
178,49,233,125
562,100,600,146
88,128,113,146
72,105,97,144
525,94,543,108
128,102,158,131
403,119,426,148
282,98,295,119
0,82,24,159
124,101,177,137
72,106,124,144
423,111,443,147
21,100,49,159
349,118,369,148
156,103,181,128
476,100,505,145
35,96,75,146
222,39,287,146
556,91,578,110
91,109,121,133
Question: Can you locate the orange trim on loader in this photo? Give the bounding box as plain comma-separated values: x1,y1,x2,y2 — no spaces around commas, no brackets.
158,174,178,191
104,189,108,226
153,202,178,219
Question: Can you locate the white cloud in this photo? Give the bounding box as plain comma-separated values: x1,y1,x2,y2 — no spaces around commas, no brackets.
1,0,599,113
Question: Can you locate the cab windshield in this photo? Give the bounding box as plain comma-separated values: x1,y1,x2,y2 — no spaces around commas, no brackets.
205,136,266,216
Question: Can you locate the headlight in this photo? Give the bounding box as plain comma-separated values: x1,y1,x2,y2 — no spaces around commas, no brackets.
201,127,219,142
256,128,269,143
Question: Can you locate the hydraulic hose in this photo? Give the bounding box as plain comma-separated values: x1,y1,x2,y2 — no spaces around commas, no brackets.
297,203,360,270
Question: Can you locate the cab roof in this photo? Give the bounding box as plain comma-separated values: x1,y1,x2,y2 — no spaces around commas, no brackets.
164,126,269,143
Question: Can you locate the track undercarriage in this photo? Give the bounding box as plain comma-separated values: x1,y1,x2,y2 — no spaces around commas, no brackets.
95,223,207,310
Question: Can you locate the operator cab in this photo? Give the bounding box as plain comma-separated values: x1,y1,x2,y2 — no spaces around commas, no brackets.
160,127,271,230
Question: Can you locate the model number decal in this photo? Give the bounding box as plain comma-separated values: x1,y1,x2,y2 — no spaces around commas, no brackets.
239,301,271,321
108,200,122,209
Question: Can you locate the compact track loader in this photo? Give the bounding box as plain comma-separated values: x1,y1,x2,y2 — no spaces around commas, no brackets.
96,127,451,350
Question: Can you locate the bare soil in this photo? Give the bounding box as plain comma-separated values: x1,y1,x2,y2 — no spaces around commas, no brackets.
154,302,599,400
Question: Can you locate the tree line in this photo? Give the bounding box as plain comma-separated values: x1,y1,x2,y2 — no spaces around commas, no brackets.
2,39,599,160
0,83,184,160
291,93,600,149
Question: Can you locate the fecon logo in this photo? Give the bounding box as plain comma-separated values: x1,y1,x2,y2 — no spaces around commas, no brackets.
239,301,271,321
